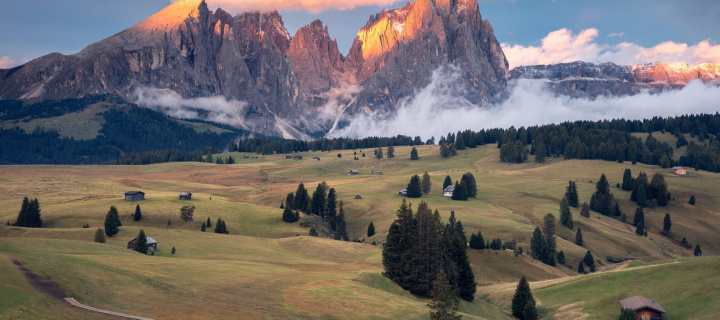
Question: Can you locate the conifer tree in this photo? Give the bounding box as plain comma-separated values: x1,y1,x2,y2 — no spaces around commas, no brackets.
200,222,206,232
650,173,668,206
104,206,120,237
565,181,579,207
410,203,444,296
578,261,585,274
206,217,212,228
622,169,633,191
422,172,432,195
387,146,395,159
680,237,690,249
443,175,453,190
633,207,645,227
311,183,327,216
451,181,468,201
214,218,228,234
469,230,485,249
334,201,349,241
560,197,573,229
326,188,337,228
590,173,613,215
694,244,702,256
133,204,142,222
662,213,671,235
557,250,565,265
511,276,534,319
382,200,415,287
580,202,590,217
613,202,623,217
94,228,106,243
410,147,419,160
461,173,477,198
453,234,476,301
635,222,645,236
534,141,547,163
282,206,299,223
575,228,583,246
530,228,546,262
134,230,149,255
292,182,310,211
407,175,423,198
689,195,696,205
375,147,384,159
309,228,318,236
427,270,461,320
14,197,43,228
523,298,538,320
583,251,596,272
171,247,176,254
543,214,557,266
367,221,375,237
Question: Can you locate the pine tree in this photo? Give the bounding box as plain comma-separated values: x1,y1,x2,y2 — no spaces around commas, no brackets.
565,181,579,207
613,202,622,217
133,204,142,221
580,202,590,217
461,173,477,198
522,298,538,320
134,230,148,255
171,246,176,254
650,173,668,206
200,222,206,232
214,218,228,234
689,195,696,205
292,182,310,212
410,147,419,160
427,270,461,320
309,228,318,236
334,201,348,241
662,213,671,235
590,174,613,215
104,206,120,237
633,207,645,227
407,175,423,198
14,197,43,228
578,261,585,274
469,230,485,250
575,228,583,246
694,244,702,256
311,183,327,216
206,217,212,228
511,276,534,319
453,234,476,301
387,146,395,159
560,197,574,229
633,173,649,207
451,181,468,201
367,221,375,237
94,228,106,243
621,169,633,191
382,200,415,287
443,175,453,190
543,214,556,266
282,206,299,223
326,188,337,228
583,251,596,272
619,307,637,320
636,222,645,236
680,237,690,249
557,250,565,265
530,228,546,262
422,172,432,195
375,147,384,159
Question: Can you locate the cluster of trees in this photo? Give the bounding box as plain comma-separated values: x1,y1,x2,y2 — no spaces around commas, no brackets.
383,202,476,301
530,214,557,266
231,135,425,155
406,172,434,198
133,230,149,255
468,229,506,251
625,170,669,207
214,218,229,234
13,197,43,228
201,218,212,232
577,251,596,273
451,173,477,201
439,143,458,158
284,182,348,241
589,174,615,216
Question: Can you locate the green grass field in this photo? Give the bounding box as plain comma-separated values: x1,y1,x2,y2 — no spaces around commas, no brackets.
0,143,718,319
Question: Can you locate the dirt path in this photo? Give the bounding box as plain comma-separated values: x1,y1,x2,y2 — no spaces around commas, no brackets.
64,298,156,320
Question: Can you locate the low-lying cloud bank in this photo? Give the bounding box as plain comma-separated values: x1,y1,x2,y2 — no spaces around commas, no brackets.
502,28,720,69
132,87,250,130
204,0,402,13
331,67,720,140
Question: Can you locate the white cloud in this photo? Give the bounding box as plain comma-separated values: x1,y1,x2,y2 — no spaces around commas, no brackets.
0,56,18,69
607,32,624,38
502,28,720,69
132,87,250,130
331,66,720,140
204,0,402,13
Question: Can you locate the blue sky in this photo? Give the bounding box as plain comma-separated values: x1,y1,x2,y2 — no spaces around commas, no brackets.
1,0,718,68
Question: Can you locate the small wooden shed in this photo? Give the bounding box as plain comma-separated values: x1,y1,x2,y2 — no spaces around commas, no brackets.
124,191,145,201
672,166,686,175
619,296,665,320
127,237,158,252
348,170,360,175
372,171,383,175
355,194,362,199
179,192,192,200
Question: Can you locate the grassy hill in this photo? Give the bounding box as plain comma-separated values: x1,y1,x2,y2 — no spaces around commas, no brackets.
0,143,718,318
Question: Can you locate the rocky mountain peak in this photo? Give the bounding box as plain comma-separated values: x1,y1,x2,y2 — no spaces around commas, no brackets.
131,0,207,33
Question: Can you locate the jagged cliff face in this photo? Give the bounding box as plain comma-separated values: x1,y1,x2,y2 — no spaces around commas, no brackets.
0,0,510,138
509,61,720,98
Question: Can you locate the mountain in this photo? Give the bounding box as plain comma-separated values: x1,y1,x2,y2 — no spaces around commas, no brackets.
0,0,509,139
509,61,720,98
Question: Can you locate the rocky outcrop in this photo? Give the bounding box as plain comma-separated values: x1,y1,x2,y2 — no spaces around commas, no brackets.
509,61,720,98
287,20,346,96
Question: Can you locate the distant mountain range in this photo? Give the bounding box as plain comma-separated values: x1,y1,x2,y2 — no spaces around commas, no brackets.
0,0,717,140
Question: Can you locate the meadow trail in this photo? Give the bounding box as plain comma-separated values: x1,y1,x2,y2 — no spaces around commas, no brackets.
65,298,156,320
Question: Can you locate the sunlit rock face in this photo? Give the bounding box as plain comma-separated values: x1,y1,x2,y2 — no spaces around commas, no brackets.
509,61,720,98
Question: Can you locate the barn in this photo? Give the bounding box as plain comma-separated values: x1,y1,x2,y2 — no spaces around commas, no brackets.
127,237,158,252
179,192,192,200
124,191,145,201
619,296,665,320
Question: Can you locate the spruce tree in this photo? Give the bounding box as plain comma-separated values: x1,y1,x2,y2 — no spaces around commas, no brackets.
427,270,461,320
469,230,485,249
171,247,176,254
590,174,613,215
453,235,476,301
14,197,29,227
694,244,702,256
662,213,671,235
523,298,538,320
565,181,579,207
334,201,348,241
557,250,565,265
94,228,106,243
583,251,596,272
578,261,585,274
560,197,573,229
206,217,212,228
104,206,120,237
443,175,452,190
375,147,384,159
214,218,228,234
133,204,142,222
326,188,337,228
530,228,546,262
461,173,477,198
382,200,415,288
650,173,668,206
680,237,690,249
422,172,432,195
580,202,590,217
689,195,696,205
293,182,310,212
407,175,423,198
621,169,633,191
543,214,557,266
367,221,375,237
410,147,419,160
134,230,149,255
633,207,645,227
451,181,468,201
387,146,395,159
613,202,622,217
310,183,327,216
511,276,534,319
575,228,583,246
635,222,645,236
15,197,43,228
200,222,206,232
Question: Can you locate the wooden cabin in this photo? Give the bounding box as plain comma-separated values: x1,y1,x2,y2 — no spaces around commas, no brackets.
124,191,145,201
293,155,303,160
372,171,383,175
399,189,408,197
672,166,686,175
348,170,360,175
443,185,455,197
179,192,192,200
619,296,665,320
285,155,293,159
355,194,362,199
127,237,158,252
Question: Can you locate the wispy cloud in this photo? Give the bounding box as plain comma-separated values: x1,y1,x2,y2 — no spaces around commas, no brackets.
607,32,624,38
332,66,720,140
205,0,403,13
502,28,720,69
0,56,19,69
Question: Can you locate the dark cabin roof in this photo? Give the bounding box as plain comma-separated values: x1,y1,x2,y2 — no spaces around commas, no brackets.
179,192,192,196
128,237,157,245
125,191,145,195
444,185,456,192
619,296,666,314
